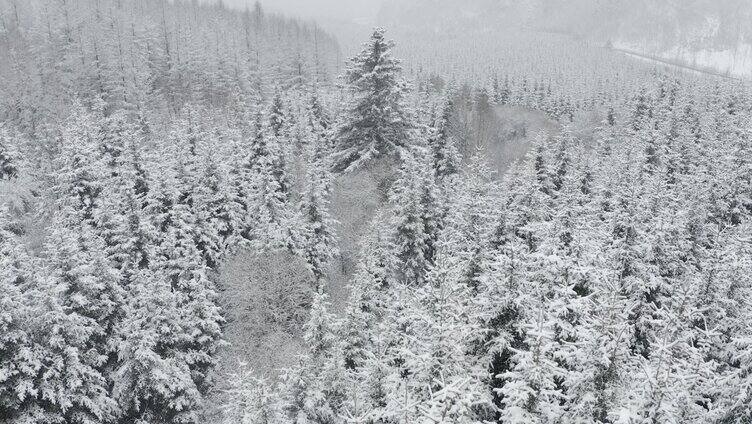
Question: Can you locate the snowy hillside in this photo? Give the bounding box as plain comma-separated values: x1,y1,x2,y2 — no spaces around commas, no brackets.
613,39,752,79
377,0,752,80
1,1,752,424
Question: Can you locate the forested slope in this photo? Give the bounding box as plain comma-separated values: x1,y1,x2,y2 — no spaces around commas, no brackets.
223,43,752,421
0,1,342,422
0,1,751,424
0,0,340,130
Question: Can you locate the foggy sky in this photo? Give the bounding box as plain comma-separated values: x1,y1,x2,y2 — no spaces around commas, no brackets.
219,0,382,24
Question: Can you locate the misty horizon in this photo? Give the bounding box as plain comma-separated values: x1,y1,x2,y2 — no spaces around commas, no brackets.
203,0,752,79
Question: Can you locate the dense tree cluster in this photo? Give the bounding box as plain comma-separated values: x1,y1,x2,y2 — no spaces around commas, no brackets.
224,42,752,424
0,90,345,424
1,1,751,423
0,1,340,423
395,25,717,124
0,0,340,146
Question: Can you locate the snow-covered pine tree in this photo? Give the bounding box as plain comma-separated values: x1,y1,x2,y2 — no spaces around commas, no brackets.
494,181,582,422
299,141,338,283
250,140,300,252
55,104,106,228
0,265,35,420
697,221,752,422
278,292,348,423
144,169,178,239
153,197,224,390
265,111,293,199
429,94,462,180
222,372,285,424
478,225,529,420
399,247,492,423
496,306,568,423
113,268,205,424
97,111,131,179
0,126,19,180
40,215,124,423
332,28,414,172
195,137,236,268
478,141,559,420
244,107,272,175
241,107,300,251
225,105,257,243
549,128,575,193
92,126,144,267
307,92,331,135
0,209,40,419
340,213,397,371
104,133,154,279
444,154,495,293
389,150,437,285
166,118,227,269
24,282,120,424
341,332,394,423
1,201,120,423
268,91,287,139
45,211,126,377
720,225,752,419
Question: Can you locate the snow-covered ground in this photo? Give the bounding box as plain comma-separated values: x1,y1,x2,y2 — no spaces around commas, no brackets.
614,40,752,80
